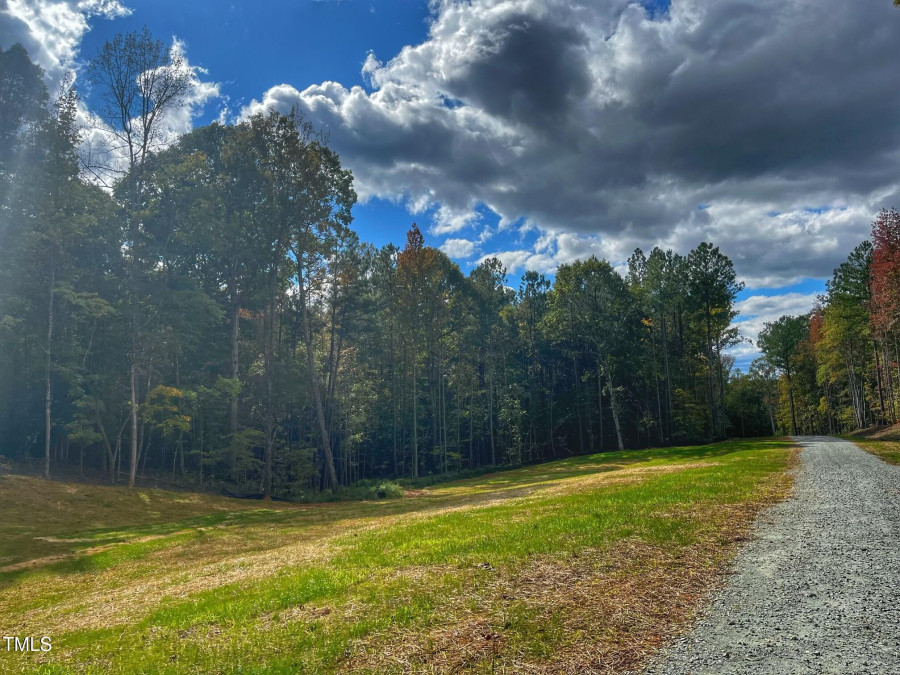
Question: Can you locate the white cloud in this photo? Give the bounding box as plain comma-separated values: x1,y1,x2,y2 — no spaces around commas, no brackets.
729,291,821,366
6,0,892,308
162,38,221,138
0,0,131,84
439,237,476,258
430,202,480,235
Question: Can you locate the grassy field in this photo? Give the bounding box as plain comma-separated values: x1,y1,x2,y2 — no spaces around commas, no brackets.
845,424,900,465
0,438,796,674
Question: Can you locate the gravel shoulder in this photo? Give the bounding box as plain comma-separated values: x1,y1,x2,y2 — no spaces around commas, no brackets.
644,436,900,674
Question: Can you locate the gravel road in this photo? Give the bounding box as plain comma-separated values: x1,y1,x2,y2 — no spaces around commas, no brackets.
644,436,900,674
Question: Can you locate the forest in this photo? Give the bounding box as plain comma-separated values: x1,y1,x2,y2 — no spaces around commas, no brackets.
1,33,897,499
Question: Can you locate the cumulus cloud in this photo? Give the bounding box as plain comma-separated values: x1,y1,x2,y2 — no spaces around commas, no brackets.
439,237,476,258
0,0,131,83
161,38,221,138
241,0,898,285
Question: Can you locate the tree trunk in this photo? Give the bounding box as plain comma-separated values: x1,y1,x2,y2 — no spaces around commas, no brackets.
894,339,900,422
661,314,673,441
296,252,339,491
786,367,798,436
716,341,728,438
441,353,448,473
574,356,584,453
263,297,274,501
883,342,896,424
548,367,556,456
597,365,604,451
488,363,496,465
391,319,398,475
128,362,138,487
604,359,625,450
705,312,717,439
412,355,419,478
229,298,240,474
874,340,886,424
43,267,55,480
468,375,475,468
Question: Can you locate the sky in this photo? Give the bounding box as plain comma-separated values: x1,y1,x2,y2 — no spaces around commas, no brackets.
4,0,898,369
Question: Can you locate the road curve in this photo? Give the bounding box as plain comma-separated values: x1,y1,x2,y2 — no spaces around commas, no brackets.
644,436,900,674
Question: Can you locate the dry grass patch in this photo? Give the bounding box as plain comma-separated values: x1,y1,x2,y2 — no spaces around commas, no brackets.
339,448,796,674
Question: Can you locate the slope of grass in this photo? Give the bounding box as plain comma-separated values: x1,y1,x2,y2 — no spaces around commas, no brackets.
0,475,293,568
844,424,900,465
0,438,796,674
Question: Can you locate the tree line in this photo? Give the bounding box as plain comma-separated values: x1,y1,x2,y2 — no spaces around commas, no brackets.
755,210,900,436
0,33,874,498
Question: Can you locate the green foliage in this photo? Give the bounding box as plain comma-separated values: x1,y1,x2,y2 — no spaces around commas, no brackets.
671,388,708,443
340,479,405,501
143,386,192,438
758,315,809,375
0,39,834,499
0,43,47,162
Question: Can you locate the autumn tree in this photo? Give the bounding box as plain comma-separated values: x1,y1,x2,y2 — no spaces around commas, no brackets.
869,209,900,421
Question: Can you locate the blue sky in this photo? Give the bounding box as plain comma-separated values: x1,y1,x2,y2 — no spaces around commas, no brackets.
3,0,894,370
77,1,489,263
78,1,433,112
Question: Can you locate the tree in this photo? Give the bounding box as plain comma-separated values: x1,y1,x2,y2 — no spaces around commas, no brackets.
868,210,899,336
546,258,635,451
396,225,440,477
758,315,809,435
0,44,47,169
0,50,119,480
89,27,191,488
686,243,743,439
284,112,356,492
869,209,900,422
750,358,779,435
12,38,884,495
817,243,873,430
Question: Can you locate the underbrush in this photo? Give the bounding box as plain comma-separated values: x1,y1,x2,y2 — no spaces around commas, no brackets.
321,480,405,502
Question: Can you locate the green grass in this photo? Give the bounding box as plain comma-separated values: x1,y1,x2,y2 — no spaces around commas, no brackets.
848,438,900,465
843,424,900,465
0,438,796,674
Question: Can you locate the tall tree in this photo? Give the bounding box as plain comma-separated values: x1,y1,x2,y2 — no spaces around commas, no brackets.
89,27,191,487
0,44,47,169
546,258,635,450
758,315,809,435
686,243,743,438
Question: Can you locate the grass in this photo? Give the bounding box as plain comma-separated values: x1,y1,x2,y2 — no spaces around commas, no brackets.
843,423,900,465
0,438,797,674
